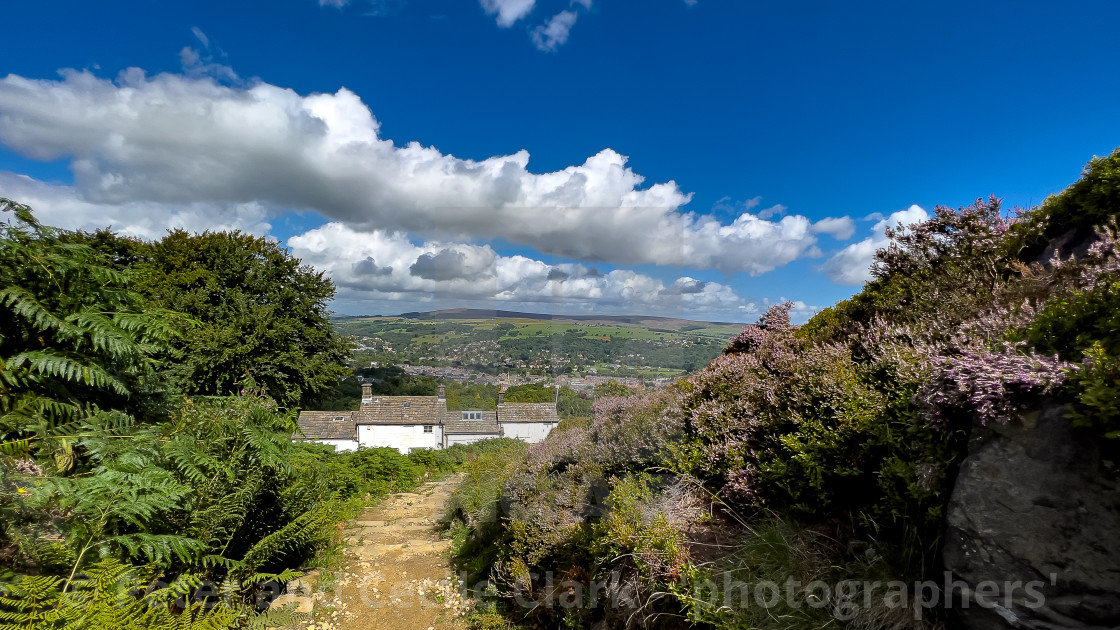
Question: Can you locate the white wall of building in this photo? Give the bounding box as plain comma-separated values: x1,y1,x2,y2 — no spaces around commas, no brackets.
298,439,360,453
500,422,556,444
357,423,443,454
444,433,500,448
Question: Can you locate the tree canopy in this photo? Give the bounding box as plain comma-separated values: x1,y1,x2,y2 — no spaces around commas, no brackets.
71,228,351,407
0,199,186,458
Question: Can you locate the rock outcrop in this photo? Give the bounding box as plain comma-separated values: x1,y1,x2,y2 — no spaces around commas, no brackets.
943,402,1120,629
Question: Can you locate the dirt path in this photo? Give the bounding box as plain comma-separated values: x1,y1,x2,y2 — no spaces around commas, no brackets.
273,474,471,630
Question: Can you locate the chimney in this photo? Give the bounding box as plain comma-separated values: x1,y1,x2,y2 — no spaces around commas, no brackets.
437,384,446,401
361,382,373,405
498,384,506,406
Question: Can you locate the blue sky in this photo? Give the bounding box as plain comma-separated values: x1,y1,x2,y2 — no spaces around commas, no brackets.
1,0,1119,322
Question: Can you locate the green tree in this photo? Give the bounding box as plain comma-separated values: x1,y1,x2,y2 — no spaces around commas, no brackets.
593,380,632,398
0,202,356,628
76,229,351,407
0,199,185,458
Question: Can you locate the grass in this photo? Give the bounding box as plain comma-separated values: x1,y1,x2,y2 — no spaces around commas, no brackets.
338,314,740,376
681,516,944,630
338,316,741,345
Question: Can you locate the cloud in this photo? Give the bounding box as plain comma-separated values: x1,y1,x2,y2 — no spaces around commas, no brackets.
1,169,806,321
483,0,588,51
179,28,239,83
288,222,748,314
781,298,822,322
190,27,210,49
0,171,272,238
820,205,929,285
410,250,465,281
409,247,495,281
319,0,349,6
810,216,856,240
480,0,535,27
0,69,849,275
531,10,579,51
659,277,707,295
354,256,392,276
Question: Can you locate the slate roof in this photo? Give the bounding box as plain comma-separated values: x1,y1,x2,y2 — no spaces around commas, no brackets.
296,396,559,440
443,410,500,435
497,403,559,423
294,411,357,440
356,396,445,425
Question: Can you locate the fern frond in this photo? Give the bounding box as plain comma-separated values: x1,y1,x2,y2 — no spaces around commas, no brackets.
239,568,302,589
235,508,331,578
199,555,239,572
161,573,204,602
114,309,199,343
0,286,68,335
6,351,129,396
164,435,222,485
53,560,244,630
15,534,76,572
47,469,190,536
0,438,30,457
64,311,142,362
247,601,306,629
0,574,64,629
111,534,206,566
0,392,83,443
1,197,42,229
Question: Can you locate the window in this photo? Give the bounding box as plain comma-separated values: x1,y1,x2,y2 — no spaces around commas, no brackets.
462,411,482,421
402,401,411,408
424,425,433,433
331,416,345,422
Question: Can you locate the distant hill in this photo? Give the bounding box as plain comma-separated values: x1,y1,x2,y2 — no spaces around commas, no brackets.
333,309,749,378
339,308,745,330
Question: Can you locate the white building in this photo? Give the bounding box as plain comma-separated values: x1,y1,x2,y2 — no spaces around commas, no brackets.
293,383,559,454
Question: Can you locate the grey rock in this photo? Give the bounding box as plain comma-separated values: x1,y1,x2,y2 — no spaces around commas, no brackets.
943,403,1120,629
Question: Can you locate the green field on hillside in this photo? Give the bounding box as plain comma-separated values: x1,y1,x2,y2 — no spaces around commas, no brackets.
334,312,746,374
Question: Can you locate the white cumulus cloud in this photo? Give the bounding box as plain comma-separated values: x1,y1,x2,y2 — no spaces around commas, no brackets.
820,205,929,285
287,222,747,315
0,171,273,238
810,216,856,240
0,69,854,275
480,0,535,26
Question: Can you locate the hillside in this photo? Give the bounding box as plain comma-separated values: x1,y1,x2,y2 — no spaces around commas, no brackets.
372,308,745,329
334,310,746,378
441,148,1120,630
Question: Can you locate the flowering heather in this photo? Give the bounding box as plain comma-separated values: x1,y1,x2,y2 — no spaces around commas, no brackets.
725,301,794,354
453,156,1120,630
587,387,684,468
874,195,1013,282
721,465,761,505
1048,220,1120,290
919,341,1075,426
521,425,589,475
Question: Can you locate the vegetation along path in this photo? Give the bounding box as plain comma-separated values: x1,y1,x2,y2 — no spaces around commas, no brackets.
275,474,470,630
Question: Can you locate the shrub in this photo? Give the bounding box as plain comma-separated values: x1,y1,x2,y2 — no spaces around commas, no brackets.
1017,276,1120,437
1007,147,1120,263
344,447,424,494
441,440,529,591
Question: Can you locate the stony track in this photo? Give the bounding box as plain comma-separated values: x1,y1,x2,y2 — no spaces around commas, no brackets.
272,474,470,630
